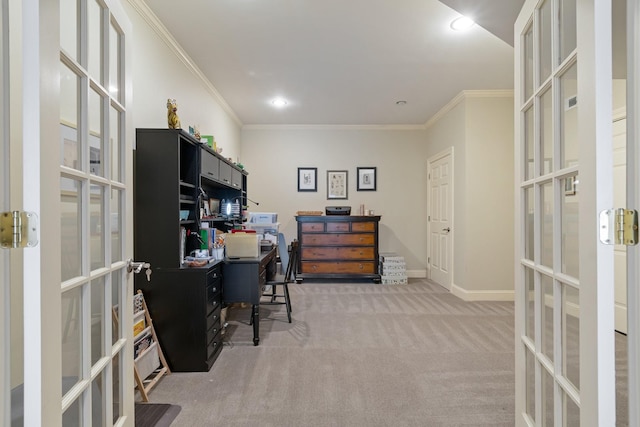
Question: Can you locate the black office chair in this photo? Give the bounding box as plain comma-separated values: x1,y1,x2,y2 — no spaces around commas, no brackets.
260,233,297,323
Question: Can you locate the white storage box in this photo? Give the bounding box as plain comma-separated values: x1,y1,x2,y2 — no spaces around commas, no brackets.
135,341,160,380
249,212,278,223
225,233,259,258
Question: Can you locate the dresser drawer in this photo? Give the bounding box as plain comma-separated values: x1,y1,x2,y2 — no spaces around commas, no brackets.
301,261,376,274
302,246,375,260
326,222,350,232
206,330,222,361
301,222,325,232
351,221,375,232
301,233,374,246
206,282,221,315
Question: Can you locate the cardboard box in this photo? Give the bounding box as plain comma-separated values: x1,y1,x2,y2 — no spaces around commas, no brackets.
225,233,259,258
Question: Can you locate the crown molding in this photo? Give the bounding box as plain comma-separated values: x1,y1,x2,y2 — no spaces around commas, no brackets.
424,89,514,130
126,0,243,127
242,124,427,131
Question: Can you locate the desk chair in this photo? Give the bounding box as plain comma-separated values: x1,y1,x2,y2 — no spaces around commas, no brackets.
260,234,297,323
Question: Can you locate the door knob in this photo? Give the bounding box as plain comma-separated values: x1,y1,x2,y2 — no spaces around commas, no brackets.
442,227,451,233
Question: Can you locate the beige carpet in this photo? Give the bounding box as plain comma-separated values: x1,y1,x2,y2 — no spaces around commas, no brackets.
148,279,515,426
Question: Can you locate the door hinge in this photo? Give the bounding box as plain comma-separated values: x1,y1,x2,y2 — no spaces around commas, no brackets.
0,211,39,249
599,209,638,246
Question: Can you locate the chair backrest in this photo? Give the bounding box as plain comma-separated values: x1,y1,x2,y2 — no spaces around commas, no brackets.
277,232,289,274
284,240,298,282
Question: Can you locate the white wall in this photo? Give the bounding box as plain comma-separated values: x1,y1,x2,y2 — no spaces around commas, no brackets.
240,126,430,274
424,92,514,299
124,1,242,157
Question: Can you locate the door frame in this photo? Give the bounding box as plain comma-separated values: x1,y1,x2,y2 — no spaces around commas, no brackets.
626,0,640,423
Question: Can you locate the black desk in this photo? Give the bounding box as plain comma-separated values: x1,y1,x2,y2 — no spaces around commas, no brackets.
222,247,277,345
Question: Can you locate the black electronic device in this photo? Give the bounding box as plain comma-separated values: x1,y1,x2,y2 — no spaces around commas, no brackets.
325,206,351,216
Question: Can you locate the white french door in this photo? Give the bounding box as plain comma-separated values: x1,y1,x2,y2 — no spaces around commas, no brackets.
427,148,453,289
515,0,616,425
2,0,134,425
58,0,134,425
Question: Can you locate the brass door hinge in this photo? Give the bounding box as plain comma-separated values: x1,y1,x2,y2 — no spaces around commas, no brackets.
0,211,38,249
599,209,638,246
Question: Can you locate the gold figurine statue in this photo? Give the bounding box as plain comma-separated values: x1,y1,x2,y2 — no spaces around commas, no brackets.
167,98,181,129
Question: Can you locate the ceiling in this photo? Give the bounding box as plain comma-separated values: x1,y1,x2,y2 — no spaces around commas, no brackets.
143,0,524,126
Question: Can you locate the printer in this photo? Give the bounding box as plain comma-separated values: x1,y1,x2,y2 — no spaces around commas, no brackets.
325,206,351,216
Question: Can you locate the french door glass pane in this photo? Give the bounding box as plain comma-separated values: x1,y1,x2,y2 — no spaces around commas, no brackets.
89,88,104,177
90,184,105,270
563,391,580,426
561,175,579,278
92,371,105,425
559,0,577,64
61,287,83,389
560,63,578,168
539,0,553,83
542,367,555,426
524,24,534,101
525,267,535,340
540,89,553,175
60,0,78,60
60,63,80,170
525,107,534,180
112,271,122,344
526,349,536,422
62,395,82,427
541,274,554,361
91,276,105,365
525,187,534,260
110,105,121,182
111,189,122,262
109,21,121,101
112,352,122,423
88,0,103,83
541,182,553,268
563,283,580,390
61,178,82,281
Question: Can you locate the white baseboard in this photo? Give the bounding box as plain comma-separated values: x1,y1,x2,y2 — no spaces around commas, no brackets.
451,284,514,302
406,269,427,278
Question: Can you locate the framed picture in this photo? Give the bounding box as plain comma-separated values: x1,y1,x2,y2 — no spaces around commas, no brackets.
298,167,317,192
357,167,377,191
327,170,348,199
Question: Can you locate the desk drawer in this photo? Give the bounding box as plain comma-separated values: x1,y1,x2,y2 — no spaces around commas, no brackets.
206,306,221,332
301,261,376,274
206,282,221,315
301,246,374,260
301,233,374,246
206,330,222,360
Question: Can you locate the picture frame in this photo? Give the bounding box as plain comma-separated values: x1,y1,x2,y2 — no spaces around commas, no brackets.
357,167,377,191
327,170,348,199
298,167,317,192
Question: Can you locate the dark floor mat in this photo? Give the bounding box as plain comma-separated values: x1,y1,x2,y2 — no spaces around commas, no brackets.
134,403,181,427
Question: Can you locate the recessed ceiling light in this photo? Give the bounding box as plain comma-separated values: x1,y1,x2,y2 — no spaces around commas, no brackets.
271,97,288,107
450,16,475,31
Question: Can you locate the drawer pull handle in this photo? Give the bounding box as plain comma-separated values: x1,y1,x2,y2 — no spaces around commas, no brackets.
213,328,218,335
212,287,217,292
312,265,317,271
359,264,363,270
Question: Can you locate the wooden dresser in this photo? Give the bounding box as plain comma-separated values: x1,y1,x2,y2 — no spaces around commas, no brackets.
296,215,381,283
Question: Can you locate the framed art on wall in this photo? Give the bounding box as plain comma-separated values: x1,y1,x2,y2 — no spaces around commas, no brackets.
357,167,376,191
327,170,348,199
298,167,317,192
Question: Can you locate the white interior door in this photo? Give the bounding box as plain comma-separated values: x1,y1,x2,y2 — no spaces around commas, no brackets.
427,148,453,289
514,0,616,425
